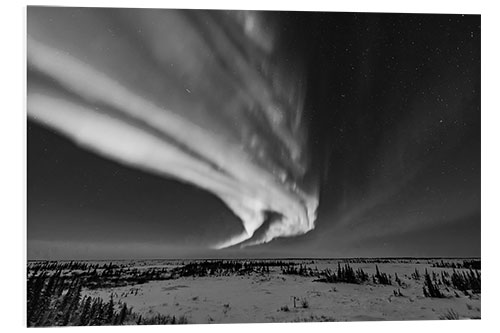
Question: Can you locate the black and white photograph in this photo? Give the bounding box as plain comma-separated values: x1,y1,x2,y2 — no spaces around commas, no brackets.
24,3,483,327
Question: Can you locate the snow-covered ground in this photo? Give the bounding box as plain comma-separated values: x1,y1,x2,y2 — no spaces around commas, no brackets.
81,260,481,323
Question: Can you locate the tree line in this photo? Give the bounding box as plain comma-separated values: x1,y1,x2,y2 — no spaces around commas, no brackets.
423,268,481,298
431,260,481,270
27,271,187,327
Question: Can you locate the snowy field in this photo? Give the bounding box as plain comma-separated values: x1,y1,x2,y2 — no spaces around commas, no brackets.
56,258,482,323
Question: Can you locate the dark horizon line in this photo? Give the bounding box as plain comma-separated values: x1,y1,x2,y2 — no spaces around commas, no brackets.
27,255,481,262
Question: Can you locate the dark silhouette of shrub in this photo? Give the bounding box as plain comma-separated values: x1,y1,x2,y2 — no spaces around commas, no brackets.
411,268,421,280
372,265,392,285
423,270,444,298
450,269,480,293
315,263,368,285
301,298,309,308
439,309,460,320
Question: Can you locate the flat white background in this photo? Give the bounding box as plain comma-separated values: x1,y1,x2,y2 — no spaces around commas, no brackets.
1,0,498,332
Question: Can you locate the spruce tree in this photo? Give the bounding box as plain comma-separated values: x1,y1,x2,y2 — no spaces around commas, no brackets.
105,297,115,324
118,303,128,325
79,296,92,326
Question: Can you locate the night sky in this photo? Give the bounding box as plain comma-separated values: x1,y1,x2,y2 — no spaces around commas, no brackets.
27,10,480,260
